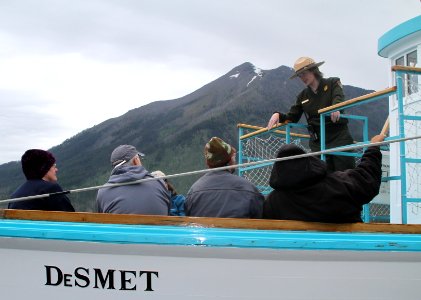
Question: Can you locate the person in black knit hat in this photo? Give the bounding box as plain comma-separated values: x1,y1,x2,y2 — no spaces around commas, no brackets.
8,149,75,212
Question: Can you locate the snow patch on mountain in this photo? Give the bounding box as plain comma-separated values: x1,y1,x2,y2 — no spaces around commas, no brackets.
247,65,263,87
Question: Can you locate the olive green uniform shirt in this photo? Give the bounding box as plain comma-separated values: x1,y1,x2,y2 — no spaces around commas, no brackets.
279,77,355,171
282,77,348,128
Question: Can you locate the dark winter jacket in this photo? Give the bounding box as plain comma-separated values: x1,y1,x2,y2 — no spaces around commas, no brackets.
185,170,264,218
263,144,382,223
96,165,170,215
9,179,75,212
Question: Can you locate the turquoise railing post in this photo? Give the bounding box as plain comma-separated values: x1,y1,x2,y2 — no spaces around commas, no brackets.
363,116,369,143
238,126,244,177
363,205,371,223
320,115,326,161
395,71,408,224
286,124,291,144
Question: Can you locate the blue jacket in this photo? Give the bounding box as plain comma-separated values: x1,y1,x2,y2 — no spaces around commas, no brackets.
185,170,264,218
170,194,186,216
96,165,170,215
9,179,75,212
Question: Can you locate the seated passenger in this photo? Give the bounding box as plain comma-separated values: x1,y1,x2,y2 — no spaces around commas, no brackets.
151,170,186,216
9,149,75,212
263,135,385,223
96,145,170,215
185,137,264,218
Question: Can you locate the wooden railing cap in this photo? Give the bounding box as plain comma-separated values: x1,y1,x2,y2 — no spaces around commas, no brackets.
318,86,397,114
3,209,421,234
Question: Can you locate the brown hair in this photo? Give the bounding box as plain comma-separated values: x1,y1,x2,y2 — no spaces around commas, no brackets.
309,67,323,80
166,180,177,196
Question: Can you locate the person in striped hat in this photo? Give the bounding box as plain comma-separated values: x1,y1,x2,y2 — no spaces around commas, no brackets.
185,137,263,218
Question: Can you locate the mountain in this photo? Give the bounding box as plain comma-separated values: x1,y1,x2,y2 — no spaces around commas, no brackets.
0,62,388,211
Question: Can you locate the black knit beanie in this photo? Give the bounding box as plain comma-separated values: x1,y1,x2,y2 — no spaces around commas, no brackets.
21,149,56,180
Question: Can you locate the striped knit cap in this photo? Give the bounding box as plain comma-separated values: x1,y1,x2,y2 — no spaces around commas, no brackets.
204,137,236,168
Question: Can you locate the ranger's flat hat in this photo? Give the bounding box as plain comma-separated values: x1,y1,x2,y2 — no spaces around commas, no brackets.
290,57,324,79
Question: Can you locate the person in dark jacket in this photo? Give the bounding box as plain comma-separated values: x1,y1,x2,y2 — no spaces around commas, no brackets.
267,57,355,172
8,149,75,212
263,135,385,223
185,137,264,218
96,145,170,215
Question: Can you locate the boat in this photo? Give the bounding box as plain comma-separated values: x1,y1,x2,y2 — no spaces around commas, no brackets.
1,15,421,300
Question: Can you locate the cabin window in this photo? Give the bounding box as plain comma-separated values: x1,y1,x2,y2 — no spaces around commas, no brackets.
395,56,404,66
393,56,405,103
406,50,418,95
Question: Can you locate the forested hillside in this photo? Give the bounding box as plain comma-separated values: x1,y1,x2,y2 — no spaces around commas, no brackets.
0,62,388,211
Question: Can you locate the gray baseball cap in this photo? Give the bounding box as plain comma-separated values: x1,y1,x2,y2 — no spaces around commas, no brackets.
110,145,145,167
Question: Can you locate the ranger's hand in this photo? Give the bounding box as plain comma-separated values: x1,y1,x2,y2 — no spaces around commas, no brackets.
267,113,280,130
330,111,340,123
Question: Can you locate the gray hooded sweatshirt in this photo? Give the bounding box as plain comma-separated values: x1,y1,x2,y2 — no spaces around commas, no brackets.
96,165,170,215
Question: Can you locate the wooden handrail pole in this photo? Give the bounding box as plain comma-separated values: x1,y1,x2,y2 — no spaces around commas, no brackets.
380,117,390,137
240,122,289,140
318,86,397,114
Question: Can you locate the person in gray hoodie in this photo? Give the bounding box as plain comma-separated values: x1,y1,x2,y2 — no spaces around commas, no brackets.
96,145,170,215
185,137,264,218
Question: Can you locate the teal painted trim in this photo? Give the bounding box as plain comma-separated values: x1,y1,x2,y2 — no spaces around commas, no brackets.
406,197,421,203
237,126,243,177
398,69,421,75
1,219,421,252
378,15,421,57
386,135,400,140
320,113,326,160
286,124,291,143
382,176,401,182
362,205,370,223
405,158,421,164
340,114,369,121
396,71,409,224
403,115,421,121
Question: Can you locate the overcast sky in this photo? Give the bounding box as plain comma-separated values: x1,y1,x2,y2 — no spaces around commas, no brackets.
0,0,419,164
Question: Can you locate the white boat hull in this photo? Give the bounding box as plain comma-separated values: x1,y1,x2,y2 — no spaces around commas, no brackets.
1,213,421,300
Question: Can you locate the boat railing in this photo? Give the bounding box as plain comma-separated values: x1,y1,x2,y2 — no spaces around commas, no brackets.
238,122,310,195
237,66,421,224
318,86,397,160
3,208,421,234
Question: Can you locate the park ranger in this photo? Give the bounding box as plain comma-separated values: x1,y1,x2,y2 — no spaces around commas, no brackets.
267,56,355,172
